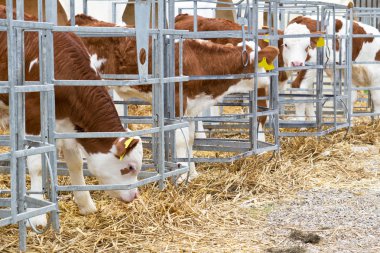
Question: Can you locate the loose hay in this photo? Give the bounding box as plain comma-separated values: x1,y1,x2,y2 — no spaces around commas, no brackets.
1,119,380,252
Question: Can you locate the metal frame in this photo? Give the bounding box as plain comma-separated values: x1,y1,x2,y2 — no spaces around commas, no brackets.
2,0,380,251
0,0,58,250
1,0,190,250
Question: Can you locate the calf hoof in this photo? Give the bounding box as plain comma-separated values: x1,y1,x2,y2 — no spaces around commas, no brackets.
258,132,266,142
26,212,48,228
78,201,97,215
76,199,97,215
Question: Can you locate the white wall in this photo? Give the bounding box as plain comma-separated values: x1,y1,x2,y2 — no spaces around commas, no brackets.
59,0,126,23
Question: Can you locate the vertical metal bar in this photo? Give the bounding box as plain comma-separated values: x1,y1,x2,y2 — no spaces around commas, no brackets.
272,0,280,150
37,0,43,22
45,0,59,232
347,8,354,125
179,39,184,118
6,0,17,225
45,0,57,25
14,1,26,250
167,0,176,168
193,0,198,32
112,2,117,24
251,0,258,151
83,0,88,15
70,0,76,26
332,7,337,128
157,0,166,189
316,6,325,134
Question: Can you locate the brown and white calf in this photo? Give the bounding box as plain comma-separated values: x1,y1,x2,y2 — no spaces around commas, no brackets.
0,7,143,227
283,16,380,119
175,13,269,141
72,14,279,181
174,13,289,87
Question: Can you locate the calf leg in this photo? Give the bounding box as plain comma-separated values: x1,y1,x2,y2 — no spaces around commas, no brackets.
176,121,198,183
296,69,316,122
258,122,266,142
26,154,47,227
305,103,315,121
195,120,207,139
371,90,380,114
62,141,97,215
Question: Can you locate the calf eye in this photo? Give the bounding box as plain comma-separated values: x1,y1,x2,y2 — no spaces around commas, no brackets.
120,167,131,175
283,43,288,48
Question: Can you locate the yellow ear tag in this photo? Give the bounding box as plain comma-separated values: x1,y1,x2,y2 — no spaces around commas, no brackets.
263,34,270,43
119,138,134,161
258,57,275,71
317,37,325,47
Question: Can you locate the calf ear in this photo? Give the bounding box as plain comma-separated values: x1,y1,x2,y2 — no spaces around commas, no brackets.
257,46,279,64
114,138,140,159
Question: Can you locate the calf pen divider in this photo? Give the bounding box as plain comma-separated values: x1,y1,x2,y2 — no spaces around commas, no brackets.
348,7,380,120
118,0,282,163
0,0,190,251
2,0,380,251
275,2,353,137
0,0,59,250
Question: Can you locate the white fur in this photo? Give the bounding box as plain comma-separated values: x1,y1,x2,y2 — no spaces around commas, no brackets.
90,53,107,72
258,123,265,142
0,101,8,129
114,86,153,102
113,42,273,182
28,58,38,73
282,23,311,68
26,118,143,227
284,17,380,119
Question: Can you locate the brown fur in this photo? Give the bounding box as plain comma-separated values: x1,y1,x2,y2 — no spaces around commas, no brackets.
291,70,307,89
289,16,375,85
290,15,374,60
114,138,140,160
174,14,282,125
0,6,129,154
376,50,380,61
291,54,311,88
175,14,288,83
335,19,343,33
73,14,279,117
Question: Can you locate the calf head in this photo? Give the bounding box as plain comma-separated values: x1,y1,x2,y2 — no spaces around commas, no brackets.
240,41,279,88
282,23,322,68
86,136,143,202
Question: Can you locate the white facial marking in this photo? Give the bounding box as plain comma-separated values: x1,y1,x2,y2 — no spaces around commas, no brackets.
283,23,311,67
29,58,38,73
87,136,143,202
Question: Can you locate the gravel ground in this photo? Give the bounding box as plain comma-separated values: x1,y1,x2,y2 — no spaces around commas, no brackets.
262,185,380,253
